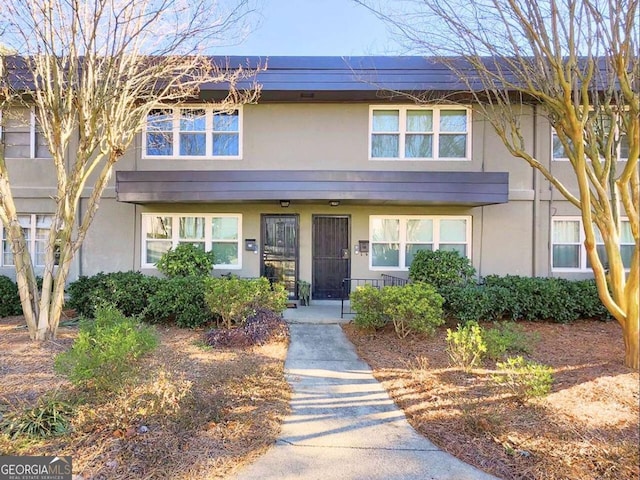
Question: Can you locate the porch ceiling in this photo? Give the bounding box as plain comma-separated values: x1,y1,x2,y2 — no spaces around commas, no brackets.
115,170,509,206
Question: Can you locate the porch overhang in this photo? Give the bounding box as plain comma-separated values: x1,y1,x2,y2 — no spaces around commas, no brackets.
115,170,509,206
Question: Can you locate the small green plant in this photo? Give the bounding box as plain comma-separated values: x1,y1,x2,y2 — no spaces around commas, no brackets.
482,322,535,360
297,280,311,306
0,275,22,317
491,356,554,399
409,249,476,290
1,396,73,439
350,284,388,330
205,277,287,329
381,283,444,338
144,276,213,328
155,243,215,278
54,306,158,392
446,321,487,371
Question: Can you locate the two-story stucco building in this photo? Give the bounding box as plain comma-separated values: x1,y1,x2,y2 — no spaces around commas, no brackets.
2,56,633,300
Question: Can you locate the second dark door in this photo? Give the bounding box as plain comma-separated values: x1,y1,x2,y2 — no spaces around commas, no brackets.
312,215,350,299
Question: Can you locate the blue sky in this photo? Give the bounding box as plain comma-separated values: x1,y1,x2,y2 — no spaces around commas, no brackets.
218,0,404,56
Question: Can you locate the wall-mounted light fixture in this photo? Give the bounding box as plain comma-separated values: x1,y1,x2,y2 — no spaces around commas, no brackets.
329,200,340,207
280,200,290,208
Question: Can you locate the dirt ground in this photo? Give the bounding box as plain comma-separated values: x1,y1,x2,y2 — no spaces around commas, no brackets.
0,316,290,479
343,319,639,480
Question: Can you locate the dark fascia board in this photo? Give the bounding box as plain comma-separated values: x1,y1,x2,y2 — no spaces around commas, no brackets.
116,170,509,206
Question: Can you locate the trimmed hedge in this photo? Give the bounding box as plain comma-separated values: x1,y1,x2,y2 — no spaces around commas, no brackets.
409,249,476,289
143,276,214,328
440,275,611,324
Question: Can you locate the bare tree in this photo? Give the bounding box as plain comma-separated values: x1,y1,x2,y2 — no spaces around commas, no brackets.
356,0,639,369
0,0,261,340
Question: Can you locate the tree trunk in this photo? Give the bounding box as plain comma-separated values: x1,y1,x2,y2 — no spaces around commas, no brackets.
622,285,639,370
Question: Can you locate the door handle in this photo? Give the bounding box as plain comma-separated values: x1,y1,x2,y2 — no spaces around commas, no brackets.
341,248,350,259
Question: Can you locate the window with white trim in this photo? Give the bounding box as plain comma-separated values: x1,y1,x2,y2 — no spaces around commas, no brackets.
369,106,470,160
1,214,56,266
369,215,471,270
142,214,242,269
552,217,633,270
144,106,241,158
0,107,52,159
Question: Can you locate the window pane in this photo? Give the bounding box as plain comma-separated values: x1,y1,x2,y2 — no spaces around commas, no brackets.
439,134,467,158
212,133,239,156
372,243,400,267
213,111,239,132
147,241,171,264
553,221,580,243
372,218,399,242
407,219,433,242
180,109,206,131
407,110,432,132
439,244,467,256
179,133,206,156
553,245,580,268
553,134,570,159
146,133,173,156
406,134,432,158
147,109,173,131
619,135,629,159
406,243,433,266
621,245,633,268
212,243,239,265
440,219,467,242
179,217,205,240
146,216,172,239
4,108,30,157
212,217,238,240
371,134,399,157
372,110,399,132
440,110,467,132
620,221,633,243
587,245,608,269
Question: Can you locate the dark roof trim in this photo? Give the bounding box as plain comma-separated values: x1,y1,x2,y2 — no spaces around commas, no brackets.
116,170,509,206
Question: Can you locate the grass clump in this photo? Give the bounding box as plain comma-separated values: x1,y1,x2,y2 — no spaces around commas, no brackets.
1,395,73,439
492,356,554,400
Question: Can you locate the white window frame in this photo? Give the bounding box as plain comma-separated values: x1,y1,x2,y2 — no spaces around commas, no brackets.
368,105,471,161
1,214,55,267
141,213,243,269
142,106,243,159
551,216,633,271
0,107,51,159
369,215,472,271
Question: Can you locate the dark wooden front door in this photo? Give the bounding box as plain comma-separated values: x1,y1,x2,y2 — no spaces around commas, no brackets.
312,215,350,299
261,214,299,299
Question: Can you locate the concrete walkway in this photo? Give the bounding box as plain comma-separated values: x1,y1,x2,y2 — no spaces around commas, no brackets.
233,321,498,480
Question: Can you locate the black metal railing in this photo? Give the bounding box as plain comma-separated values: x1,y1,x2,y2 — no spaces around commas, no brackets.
340,274,409,318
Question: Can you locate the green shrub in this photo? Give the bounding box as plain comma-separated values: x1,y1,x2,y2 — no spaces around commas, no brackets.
350,284,388,330
1,396,72,439
482,322,535,360
155,243,215,278
381,283,444,338
409,249,476,289
491,356,554,399
54,306,158,392
144,276,213,328
66,271,160,318
0,275,22,317
446,321,487,371
205,277,288,329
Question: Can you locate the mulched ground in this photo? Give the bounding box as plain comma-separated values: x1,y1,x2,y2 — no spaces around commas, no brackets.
343,320,639,480
0,316,290,479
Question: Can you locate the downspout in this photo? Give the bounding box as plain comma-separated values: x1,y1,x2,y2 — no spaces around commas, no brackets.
532,105,539,277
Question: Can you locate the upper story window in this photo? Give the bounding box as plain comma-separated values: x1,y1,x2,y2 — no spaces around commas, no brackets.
142,213,242,269
1,214,56,267
0,107,52,159
369,215,471,270
143,106,241,159
552,216,633,271
369,106,470,160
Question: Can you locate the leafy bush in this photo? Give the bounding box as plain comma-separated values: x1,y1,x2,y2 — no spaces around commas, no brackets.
54,306,158,392
1,396,72,439
381,283,444,338
350,284,388,330
491,356,554,399
205,277,287,329
482,322,536,360
409,249,476,289
66,271,160,318
205,309,289,348
446,321,487,371
144,276,213,328
155,243,215,278
0,275,22,317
